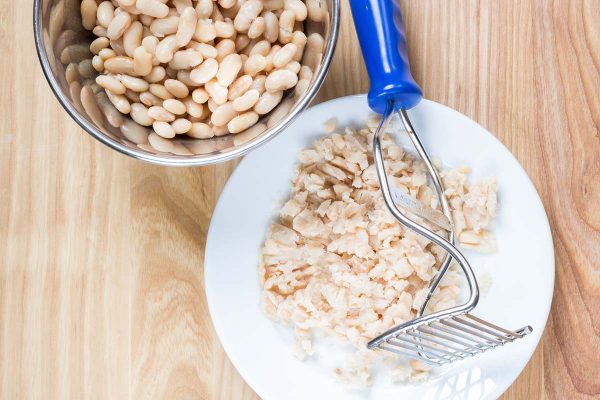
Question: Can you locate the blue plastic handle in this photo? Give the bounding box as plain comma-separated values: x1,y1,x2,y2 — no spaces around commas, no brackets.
349,0,422,114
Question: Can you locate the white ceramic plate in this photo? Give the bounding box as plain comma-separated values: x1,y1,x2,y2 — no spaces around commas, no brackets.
205,95,554,400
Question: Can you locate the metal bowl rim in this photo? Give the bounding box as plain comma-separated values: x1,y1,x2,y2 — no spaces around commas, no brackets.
33,0,340,166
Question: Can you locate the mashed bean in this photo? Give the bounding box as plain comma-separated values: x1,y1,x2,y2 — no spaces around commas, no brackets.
259,118,498,387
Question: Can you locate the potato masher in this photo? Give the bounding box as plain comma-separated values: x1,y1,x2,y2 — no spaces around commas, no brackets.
349,0,532,366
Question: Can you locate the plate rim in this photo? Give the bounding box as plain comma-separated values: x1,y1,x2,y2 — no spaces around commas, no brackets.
204,94,555,400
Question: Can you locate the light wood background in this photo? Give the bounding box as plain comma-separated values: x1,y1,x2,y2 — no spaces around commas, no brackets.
1,0,599,399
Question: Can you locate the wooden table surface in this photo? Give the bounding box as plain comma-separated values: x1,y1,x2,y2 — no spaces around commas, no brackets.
1,0,599,399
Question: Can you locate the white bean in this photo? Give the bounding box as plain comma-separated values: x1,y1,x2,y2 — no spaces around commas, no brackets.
254,90,282,114
264,44,280,71
148,105,176,121
90,37,110,54
176,71,198,87
211,102,237,126
138,14,154,26
99,48,116,60
93,25,108,38
66,63,80,83
192,42,218,59
164,79,190,98
133,46,153,76
121,119,149,144
106,90,131,113
234,0,263,32
148,132,175,152
278,10,294,44
90,82,103,95
306,0,326,22
218,0,236,9
130,103,154,126
193,19,217,43
250,74,266,94
213,124,230,136
176,7,197,46
228,74,253,100
284,60,301,74
195,0,213,19
291,31,307,61
262,11,279,43
140,91,163,106
125,89,141,103
163,98,187,115
97,1,115,29
149,83,174,99
263,0,284,11
173,0,193,14
243,54,266,76
119,74,150,92
205,79,229,105
123,21,143,57
136,0,169,18
118,0,136,8
192,87,210,103
265,69,298,92
207,98,218,112
232,89,259,111
80,86,104,126
188,122,213,139
190,58,219,84
92,55,105,71
217,53,242,87
213,3,226,21
306,32,325,54
96,74,126,94
228,111,258,133
284,0,307,21
272,43,297,68
104,56,136,74
170,143,193,155
62,44,92,65
107,11,132,40
172,118,192,134
234,35,251,52
152,121,176,138
303,34,323,70
109,38,126,56
96,92,124,128
294,79,310,100
267,98,293,127
249,40,271,56
215,39,235,61
243,17,264,40
233,122,267,145
150,16,179,37
183,97,204,117
142,35,159,56
145,66,166,82
215,20,235,38
155,35,178,63
299,65,313,81
169,49,203,69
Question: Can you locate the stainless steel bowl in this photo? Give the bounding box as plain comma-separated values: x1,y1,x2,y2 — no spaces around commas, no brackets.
34,0,339,166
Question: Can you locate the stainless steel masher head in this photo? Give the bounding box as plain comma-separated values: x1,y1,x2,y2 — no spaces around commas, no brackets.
349,0,532,366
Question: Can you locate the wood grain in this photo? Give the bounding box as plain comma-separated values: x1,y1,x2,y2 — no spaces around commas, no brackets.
1,0,599,399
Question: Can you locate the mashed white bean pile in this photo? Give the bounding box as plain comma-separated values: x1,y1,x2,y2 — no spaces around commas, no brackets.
259,117,498,387
78,0,323,152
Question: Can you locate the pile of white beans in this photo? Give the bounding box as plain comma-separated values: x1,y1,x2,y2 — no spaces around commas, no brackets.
77,0,325,153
